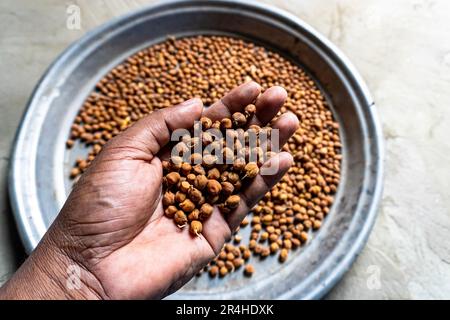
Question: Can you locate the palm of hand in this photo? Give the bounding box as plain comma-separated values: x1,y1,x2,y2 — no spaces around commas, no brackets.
64,150,227,299
53,82,298,299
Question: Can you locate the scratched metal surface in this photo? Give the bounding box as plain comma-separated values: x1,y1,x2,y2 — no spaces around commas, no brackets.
9,0,383,299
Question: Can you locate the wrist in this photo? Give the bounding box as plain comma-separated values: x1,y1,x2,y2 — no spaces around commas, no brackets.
0,232,106,300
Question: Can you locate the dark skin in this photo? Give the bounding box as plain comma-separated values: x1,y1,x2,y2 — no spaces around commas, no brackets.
0,82,298,299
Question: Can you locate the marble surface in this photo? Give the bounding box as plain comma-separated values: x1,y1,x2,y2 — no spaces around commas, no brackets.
1,0,449,299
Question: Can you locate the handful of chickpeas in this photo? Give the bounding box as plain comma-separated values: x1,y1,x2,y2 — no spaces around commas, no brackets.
162,104,274,237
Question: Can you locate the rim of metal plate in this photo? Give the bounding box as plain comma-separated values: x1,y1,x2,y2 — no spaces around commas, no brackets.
9,0,384,299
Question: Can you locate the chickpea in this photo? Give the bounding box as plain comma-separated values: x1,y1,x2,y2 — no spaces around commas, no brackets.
244,264,255,277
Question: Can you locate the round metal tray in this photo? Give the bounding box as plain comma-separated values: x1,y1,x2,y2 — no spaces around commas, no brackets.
9,0,383,299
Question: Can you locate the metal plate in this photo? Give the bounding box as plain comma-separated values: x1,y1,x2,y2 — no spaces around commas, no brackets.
9,0,383,299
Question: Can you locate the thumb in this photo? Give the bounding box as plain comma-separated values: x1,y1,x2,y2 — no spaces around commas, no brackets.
104,98,203,160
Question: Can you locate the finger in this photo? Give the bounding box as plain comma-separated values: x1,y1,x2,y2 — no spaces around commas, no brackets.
259,112,299,152
201,207,233,255
202,81,261,121
106,98,203,160
247,86,287,126
226,152,294,230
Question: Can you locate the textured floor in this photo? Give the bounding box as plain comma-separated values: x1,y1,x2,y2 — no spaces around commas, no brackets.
0,0,449,299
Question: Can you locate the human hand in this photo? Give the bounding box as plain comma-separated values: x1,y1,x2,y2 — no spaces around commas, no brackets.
0,82,299,300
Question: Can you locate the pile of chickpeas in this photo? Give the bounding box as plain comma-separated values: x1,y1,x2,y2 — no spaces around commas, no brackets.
67,36,341,278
